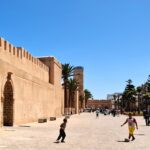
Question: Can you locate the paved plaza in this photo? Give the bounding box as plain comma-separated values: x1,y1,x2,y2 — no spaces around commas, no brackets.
0,113,150,150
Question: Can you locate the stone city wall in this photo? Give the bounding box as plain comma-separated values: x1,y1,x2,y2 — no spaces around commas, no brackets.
87,100,112,109
0,38,49,82
0,38,64,126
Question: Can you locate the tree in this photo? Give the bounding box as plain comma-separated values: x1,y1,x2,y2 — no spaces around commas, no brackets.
84,89,93,107
113,94,117,109
146,75,150,92
67,78,79,110
79,95,85,108
143,93,150,109
62,64,75,108
136,86,142,93
142,75,150,109
113,94,122,109
136,86,142,111
122,79,136,111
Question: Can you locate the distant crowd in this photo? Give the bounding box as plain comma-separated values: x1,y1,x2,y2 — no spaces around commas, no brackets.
85,107,122,117
84,107,150,126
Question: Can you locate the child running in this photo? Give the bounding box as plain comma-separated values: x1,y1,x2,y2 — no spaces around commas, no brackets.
56,118,67,143
121,113,138,141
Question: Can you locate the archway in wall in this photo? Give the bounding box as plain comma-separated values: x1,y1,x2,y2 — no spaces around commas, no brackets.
3,79,14,126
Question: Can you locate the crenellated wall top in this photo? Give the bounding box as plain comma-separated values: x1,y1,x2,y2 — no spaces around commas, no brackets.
0,37,49,72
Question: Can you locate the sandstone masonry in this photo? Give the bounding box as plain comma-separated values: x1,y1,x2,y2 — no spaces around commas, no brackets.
0,37,64,126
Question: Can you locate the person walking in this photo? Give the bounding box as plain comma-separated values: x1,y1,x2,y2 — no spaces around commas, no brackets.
121,113,138,141
143,109,149,126
96,109,100,118
56,118,67,143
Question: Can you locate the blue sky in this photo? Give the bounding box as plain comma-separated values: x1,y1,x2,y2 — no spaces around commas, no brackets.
1,0,150,99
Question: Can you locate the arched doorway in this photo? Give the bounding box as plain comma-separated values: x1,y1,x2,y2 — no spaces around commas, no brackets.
3,77,14,126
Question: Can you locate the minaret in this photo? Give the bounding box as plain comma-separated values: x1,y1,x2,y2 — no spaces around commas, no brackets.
74,66,85,110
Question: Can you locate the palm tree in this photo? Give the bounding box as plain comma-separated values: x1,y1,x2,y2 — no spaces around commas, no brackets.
84,89,93,107
113,94,122,109
79,95,85,108
67,78,79,113
62,64,74,109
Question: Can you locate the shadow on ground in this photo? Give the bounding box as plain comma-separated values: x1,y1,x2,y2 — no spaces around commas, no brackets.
135,133,145,136
19,125,31,127
117,140,130,143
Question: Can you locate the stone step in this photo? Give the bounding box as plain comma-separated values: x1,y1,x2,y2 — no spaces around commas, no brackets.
38,118,47,123
65,115,70,119
50,117,56,121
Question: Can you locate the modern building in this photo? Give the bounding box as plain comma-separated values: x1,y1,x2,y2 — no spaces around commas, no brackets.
107,93,123,109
